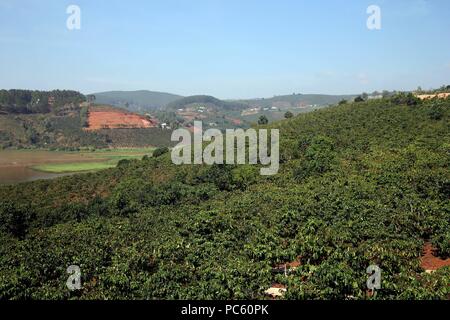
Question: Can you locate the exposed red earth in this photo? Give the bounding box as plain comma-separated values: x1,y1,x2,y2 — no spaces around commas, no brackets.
265,259,302,298
85,108,158,131
420,242,450,272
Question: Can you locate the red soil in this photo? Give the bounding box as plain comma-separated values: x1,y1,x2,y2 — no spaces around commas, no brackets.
420,242,450,271
86,110,158,131
228,117,242,125
271,283,287,289
274,259,302,270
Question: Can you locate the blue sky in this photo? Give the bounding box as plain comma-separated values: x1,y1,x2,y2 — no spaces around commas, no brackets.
0,0,449,99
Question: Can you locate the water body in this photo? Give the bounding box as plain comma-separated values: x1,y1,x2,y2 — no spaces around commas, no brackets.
0,165,72,185
0,150,99,185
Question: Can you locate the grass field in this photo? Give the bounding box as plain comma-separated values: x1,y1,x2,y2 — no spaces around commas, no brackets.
30,148,155,173
32,162,116,173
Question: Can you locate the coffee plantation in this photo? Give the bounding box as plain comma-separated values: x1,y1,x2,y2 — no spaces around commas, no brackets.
0,95,448,299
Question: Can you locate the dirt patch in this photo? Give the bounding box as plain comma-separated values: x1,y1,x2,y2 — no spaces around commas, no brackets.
270,283,287,289
416,93,450,100
86,110,158,131
273,258,302,270
420,242,450,271
177,111,206,122
225,117,242,125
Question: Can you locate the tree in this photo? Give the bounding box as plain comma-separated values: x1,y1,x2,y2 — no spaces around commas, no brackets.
390,92,420,106
284,111,294,119
361,92,369,100
354,96,365,103
0,202,33,239
86,95,96,104
153,147,169,158
382,90,390,98
258,115,269,125
338,99,347,105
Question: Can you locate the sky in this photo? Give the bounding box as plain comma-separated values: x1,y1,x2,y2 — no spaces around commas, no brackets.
0,0,449,99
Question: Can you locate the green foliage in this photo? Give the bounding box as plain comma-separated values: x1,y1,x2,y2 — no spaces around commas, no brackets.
117,159,132,167
390,92,420,106
231,165,259,190
0,112,173,149
92,90,182,111
167,95,248,111
284,111,294,119
241,93,355,109
293,135,336,181
201,164,235,191
0,97,449,300
152,146,169,158
0,202,34,239
0,89,85,114
80,106,89,127
258,115,269,125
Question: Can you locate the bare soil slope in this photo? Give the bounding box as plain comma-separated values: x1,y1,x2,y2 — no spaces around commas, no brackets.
86,106,158,130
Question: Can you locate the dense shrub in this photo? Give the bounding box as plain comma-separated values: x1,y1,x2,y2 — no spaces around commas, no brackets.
390,92,420,106
0,202,34,239
152,146,169,158
0,97,448,300
293,135,336,181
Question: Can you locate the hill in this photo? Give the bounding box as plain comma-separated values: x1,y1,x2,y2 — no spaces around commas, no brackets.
241,93,356,109
0,90,174,149
166,95,249,111
85,105,158,131
0,89,85,114
0,94,448,299
91,90,183,111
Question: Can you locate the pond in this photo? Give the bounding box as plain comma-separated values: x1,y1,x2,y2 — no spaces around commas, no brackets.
0,150,102,185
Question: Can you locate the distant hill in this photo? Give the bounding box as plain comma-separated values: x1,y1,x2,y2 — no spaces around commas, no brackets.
167,95,249,111
0,89,85,114
91,90,183,111
241,93,356,108
0,100,173,149
91,91,355,113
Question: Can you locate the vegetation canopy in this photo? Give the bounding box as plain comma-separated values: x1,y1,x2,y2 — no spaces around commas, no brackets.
0,95,449,300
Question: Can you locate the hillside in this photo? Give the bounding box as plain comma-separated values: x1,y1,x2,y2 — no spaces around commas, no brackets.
85,105,158,131
0,95,448,299
166,95,249,111
0,92,173,149
91,90,183,111
91,91,354,113
0,89,85,114
241,93,356,109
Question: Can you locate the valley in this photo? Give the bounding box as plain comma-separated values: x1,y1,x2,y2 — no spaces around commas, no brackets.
1,94,448,299
0,148,154,185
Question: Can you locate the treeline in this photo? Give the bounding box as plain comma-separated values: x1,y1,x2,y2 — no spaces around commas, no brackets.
0,89,85,114
415,85,450,94
167,95,249,111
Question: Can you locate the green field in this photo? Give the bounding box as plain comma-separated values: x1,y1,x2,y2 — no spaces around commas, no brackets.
31,148,155,173
31,162,117,173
